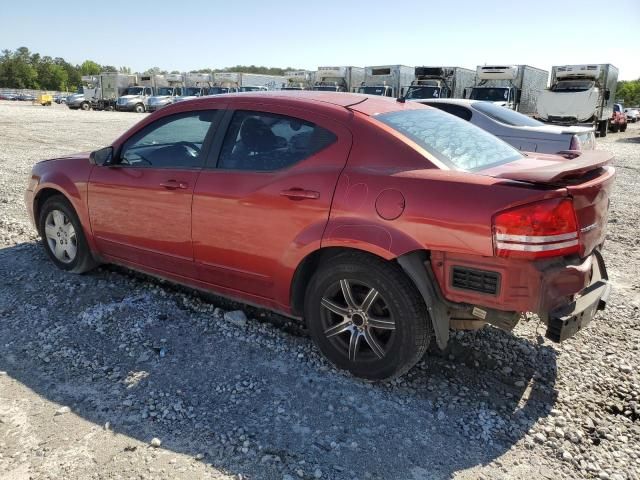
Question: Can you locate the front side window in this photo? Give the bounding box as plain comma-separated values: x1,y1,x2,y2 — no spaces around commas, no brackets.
120,111,217,168
376,108,523,171
218,111,337,171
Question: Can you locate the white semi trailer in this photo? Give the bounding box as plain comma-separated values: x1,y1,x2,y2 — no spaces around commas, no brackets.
358,65,414,97
468,65,548,114
536,64,618,137
312,66,365,92
404,66,475,100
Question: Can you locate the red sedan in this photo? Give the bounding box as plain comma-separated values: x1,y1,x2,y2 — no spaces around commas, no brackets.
25,92,614,380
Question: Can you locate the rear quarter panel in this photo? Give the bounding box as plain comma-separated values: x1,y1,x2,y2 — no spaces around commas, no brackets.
324,117,567,259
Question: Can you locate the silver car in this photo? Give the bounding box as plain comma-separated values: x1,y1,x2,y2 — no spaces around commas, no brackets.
415,99,595,153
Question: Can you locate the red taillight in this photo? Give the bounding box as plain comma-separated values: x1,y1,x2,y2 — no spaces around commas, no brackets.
569,135,582,151
493,198,580,259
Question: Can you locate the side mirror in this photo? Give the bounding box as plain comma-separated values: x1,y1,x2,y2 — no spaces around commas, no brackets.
90,146,114,166
605,89,610,100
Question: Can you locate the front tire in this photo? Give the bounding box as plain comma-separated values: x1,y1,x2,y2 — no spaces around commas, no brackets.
620,123,627,132
38,195,98,274
134,103,145,113
80,102,90,111
305,252,431,380
598,120,608,137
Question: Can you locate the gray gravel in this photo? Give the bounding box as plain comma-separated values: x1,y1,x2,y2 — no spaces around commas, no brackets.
0,101,639,480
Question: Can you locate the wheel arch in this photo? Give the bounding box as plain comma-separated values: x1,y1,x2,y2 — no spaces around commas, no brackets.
33,187,71,230
290,246,452,349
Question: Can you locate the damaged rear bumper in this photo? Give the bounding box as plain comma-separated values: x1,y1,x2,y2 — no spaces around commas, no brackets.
545,249,610,342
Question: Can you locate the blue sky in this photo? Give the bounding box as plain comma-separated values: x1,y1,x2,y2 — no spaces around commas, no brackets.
2,0,639,79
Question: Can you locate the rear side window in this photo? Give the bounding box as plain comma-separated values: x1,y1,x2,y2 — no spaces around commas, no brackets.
218,111,337,171
473,101,543,127
376,108,523,171
425,103,472,121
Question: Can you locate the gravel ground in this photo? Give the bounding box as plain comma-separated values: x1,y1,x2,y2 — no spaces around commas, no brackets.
0,101,638,480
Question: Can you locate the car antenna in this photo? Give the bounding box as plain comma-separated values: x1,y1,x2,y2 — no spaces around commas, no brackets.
343,98,368,111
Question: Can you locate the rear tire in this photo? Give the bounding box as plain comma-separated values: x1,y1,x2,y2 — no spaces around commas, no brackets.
38,195,98,274
304,252,431,380
610,123,619,133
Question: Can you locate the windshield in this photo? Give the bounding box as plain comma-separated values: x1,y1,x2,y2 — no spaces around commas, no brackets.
375,108,523,171
358,86,391,96
405,86,441,99
183,87,202,96
156,87,175,96
239,86,264,92
313,86,339,91
469,87,509,102
551,80,595,92
473,101,543,127
207,87,230,95
124,87,144,96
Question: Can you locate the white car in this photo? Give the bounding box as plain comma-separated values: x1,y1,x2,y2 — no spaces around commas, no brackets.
624,108,639,123
415,99,595,153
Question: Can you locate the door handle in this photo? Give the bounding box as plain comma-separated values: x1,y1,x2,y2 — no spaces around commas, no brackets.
160,180,188,190
280,188,320,200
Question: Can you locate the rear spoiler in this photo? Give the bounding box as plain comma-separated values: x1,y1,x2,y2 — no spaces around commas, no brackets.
494,150,613,184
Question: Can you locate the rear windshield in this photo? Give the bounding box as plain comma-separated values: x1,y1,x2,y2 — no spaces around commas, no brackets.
473,101,543,127
376,108,523,171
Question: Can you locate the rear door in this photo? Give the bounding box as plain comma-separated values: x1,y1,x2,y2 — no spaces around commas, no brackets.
192,104,352,301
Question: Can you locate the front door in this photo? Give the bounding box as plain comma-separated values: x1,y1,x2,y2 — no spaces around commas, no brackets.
88,110,220,277
192,105,352,302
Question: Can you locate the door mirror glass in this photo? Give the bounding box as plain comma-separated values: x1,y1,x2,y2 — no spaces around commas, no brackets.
90,146,114,166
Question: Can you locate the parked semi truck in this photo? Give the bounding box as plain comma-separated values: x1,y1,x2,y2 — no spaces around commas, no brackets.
404,66,475,100
312,66,365,92
210,72,285,94
282,71,314,90
147,73,185,112
171,73,211,101
116,74,166,112
536,64,618,137
358,65,414,97
468,65,548,114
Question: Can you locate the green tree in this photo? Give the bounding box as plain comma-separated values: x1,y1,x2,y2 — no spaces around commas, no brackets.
616,80,640,106
80,60,101,76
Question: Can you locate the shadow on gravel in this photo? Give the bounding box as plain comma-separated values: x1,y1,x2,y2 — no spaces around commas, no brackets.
613,135,640,143
0,242,558,479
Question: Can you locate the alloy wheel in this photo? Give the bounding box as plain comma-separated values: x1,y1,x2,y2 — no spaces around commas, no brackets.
320,279,396,362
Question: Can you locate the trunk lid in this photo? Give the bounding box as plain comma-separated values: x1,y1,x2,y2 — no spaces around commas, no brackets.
481,150,615,257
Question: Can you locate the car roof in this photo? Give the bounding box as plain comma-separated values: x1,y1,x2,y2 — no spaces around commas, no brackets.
173,90,427,117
